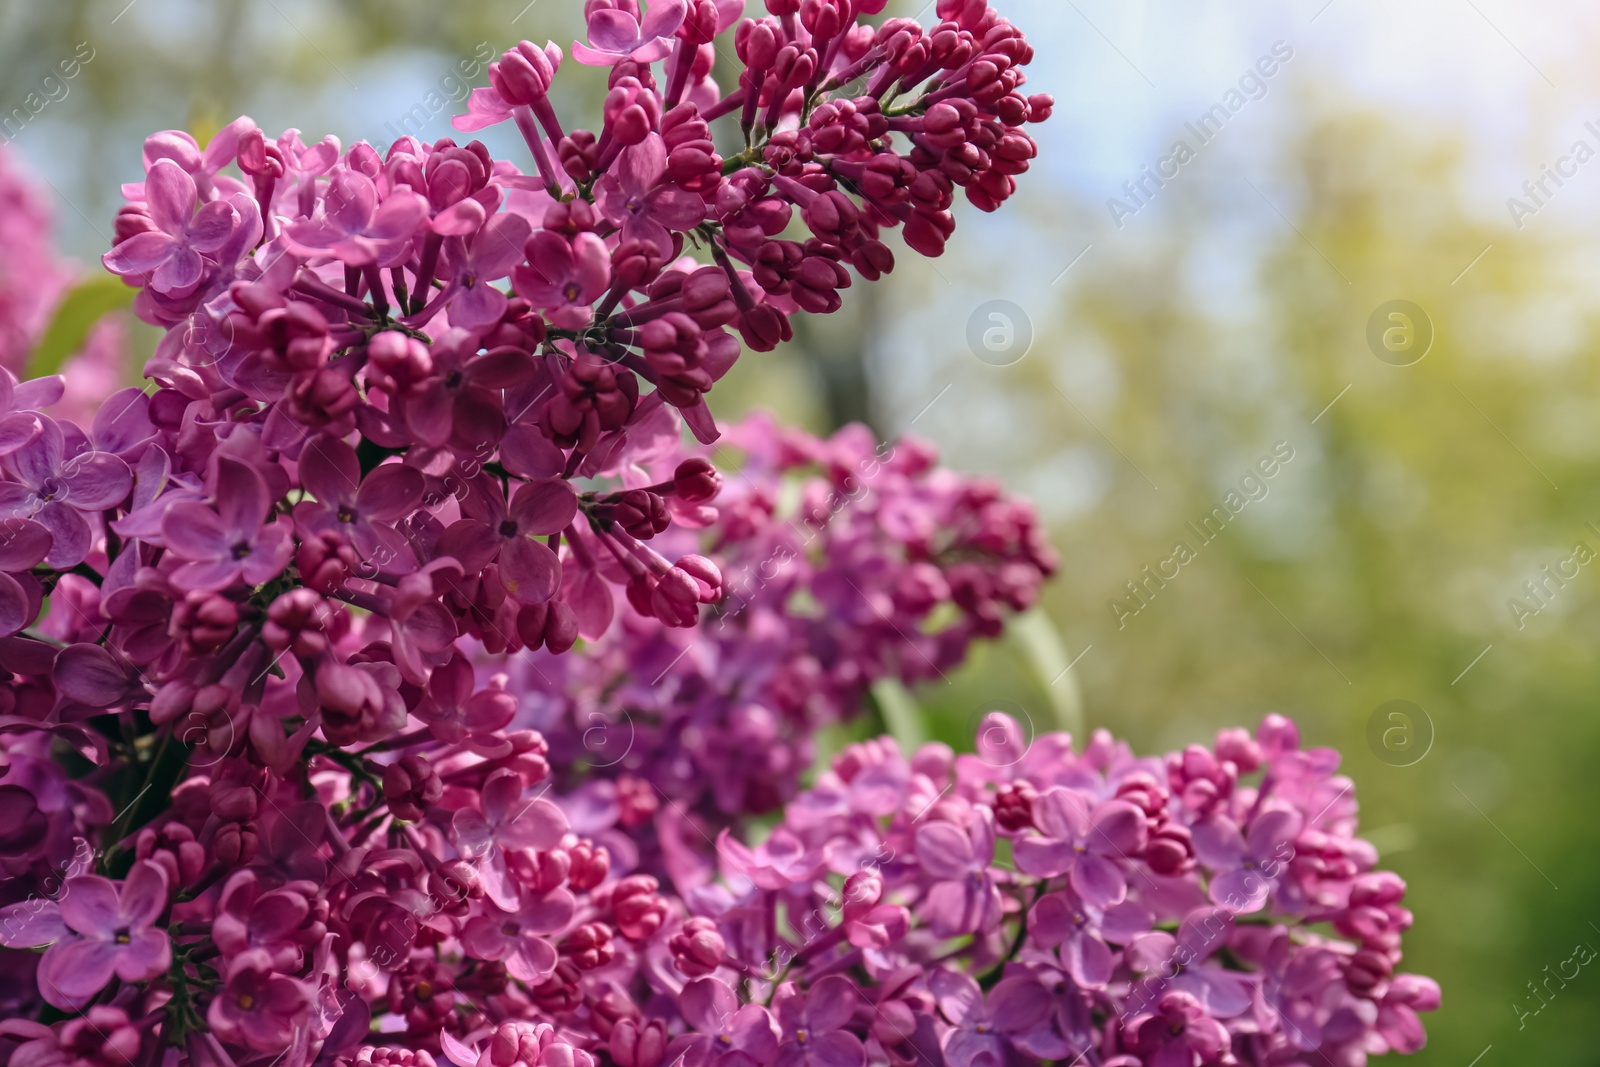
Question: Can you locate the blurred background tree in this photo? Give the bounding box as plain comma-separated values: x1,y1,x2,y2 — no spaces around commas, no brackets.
4,0,1598,1061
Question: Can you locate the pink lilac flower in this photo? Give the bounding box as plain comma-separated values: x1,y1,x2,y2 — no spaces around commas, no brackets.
160,456,293,591
674,977,781,1067
103,159,239,294
0,416,131,568
31,862,171,1010
773,975,864,1067
1012,787,1147,907
594,135,705,256
573,0,689,66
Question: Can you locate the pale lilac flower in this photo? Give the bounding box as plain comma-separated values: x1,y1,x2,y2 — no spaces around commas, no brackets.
283,169,428,266
0,415,132,568
932,970,1068,1067
32,861,171,1011
291,434,424,569
160,456,293,591
774,975,864,1067
915,808,1003,937
1012,787,1146,907
1191,806,1302,912
573,0,688,66
453,768,570,909
511,230,611,329
595,135,705,257
103,159,239,294
459,892,576,981
675,976,780,1067
207,947,314,1051
1125,992,1231,1067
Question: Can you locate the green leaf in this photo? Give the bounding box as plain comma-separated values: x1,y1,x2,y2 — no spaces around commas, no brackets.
1009,610,1085,737
26,275,135,379
871,677,926,750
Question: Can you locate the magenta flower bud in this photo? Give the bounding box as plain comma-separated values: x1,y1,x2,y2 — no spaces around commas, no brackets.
428,859,483,911
383,754,443,822
568,839,611,890
991,781,1035,831
295,530,358,594
169,589,239,656
1146,823,1195,877
488,41,561,106
738,303,792,351
149,679,197,726
603,78,661,146
367,330,433,396
668,916,725,976
766,0,800,15
262,588,329,658
561,922,616,969
608,874,667,941
841,870,883,916
1215,726,1262,772
672,457,721,503
611,1018,669,1067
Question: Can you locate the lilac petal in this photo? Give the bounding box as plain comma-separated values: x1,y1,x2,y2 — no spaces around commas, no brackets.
988,976,1052,1034
480,768,523,826
0,900,66,947
1012,835,1077,878
37,938,117,1009
93,388,156,454
628,36,675,64
12,376,64,411
1191,818,1248,870
434,197,487,237
506,936,558,982
0,412,40,457
1030,787,1090,842
587,9,644,52
298,438,360,507
638,0,688,39
1101,900,1154,943
449,282,508,329
35,503,90,570
325,171,378,233
357,464,424,520
162,501,231,560
568,569,614,640
1069,853,1126,907
509,479,578,536
474,214,533,278
451,809,494,858
452,89,515,132
920,880,977,936
58,875,122,935
681,977,739,1035
404,385,455,447
103,232,179,276
499,425,564,478
0,518,52,571
1088,800,1147,856
144,159,197,234
54,644,132,709
941,1032,1001,1067
366,190,430,241
647,185,707,230
437,519,500,575
1246,808,1303,859
1208,868,1270,913
518,887,576,933
500,536,560,604
807,1032,864,1067
8,418,62,490
803,975,858,1033
571,39,625,66
153,245,206,293
114,927,170,981
0,574,31,638
187,200,239,253
242,522,293,585
1062,930,1113,988
171,558,243,593
496,796,569,851
915,822,975,879
60,452,133,511
727,1006,779,1060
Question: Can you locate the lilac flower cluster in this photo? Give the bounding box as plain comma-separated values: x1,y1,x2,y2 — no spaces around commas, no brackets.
514,413,1057,818
0,3,1440,1065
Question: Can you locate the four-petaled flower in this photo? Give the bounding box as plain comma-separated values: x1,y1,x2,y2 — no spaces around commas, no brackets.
161,456,293,592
